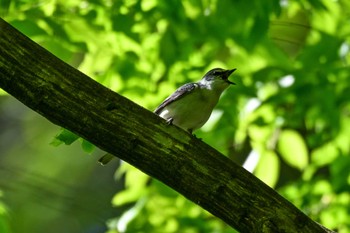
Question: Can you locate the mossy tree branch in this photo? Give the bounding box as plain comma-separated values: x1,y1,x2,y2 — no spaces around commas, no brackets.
0,18,333,233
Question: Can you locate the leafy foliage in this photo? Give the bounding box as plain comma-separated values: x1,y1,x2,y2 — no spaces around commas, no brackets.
51,128,95,153
1,0,350,232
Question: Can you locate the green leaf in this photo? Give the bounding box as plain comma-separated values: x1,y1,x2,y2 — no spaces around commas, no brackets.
0,0,10,17
269,6,310,57
278,129,308,170
51,129,79,146
112,167,149,206
81,139,95,154
254,150,280,188
10,19,48,37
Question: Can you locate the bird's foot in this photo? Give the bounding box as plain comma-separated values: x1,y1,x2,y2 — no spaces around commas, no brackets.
166,118,173,125
192,134,202,140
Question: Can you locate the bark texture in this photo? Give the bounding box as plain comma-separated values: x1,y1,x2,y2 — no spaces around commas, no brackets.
0,18,334,233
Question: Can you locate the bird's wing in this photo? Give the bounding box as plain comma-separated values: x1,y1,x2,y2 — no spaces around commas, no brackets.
154,83,198,114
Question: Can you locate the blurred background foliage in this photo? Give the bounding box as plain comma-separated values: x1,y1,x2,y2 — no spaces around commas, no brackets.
0,0,350,232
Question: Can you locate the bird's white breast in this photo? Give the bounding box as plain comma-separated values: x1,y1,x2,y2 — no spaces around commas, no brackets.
159,87,222,132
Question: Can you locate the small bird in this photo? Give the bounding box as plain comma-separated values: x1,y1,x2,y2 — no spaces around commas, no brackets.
154,68,236,134
98,68,236,165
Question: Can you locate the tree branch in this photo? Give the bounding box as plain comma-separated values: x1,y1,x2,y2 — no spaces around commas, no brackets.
0,18,333,233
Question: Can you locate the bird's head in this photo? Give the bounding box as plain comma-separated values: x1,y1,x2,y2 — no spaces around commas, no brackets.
199,68,236,91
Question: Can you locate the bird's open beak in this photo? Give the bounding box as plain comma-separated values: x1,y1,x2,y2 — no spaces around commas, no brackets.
224,68,236,85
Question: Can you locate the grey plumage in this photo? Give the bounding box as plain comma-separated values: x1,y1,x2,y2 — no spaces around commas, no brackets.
154,68,236,133
154,83,198,115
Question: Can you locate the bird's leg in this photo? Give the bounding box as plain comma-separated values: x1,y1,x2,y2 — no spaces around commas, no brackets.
188,129,202,140
166,118,173,125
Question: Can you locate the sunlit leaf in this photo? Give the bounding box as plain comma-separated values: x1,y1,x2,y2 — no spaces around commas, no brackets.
112,167,149,206
254,150,280,188
278,129,308,170
311,142,338,166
